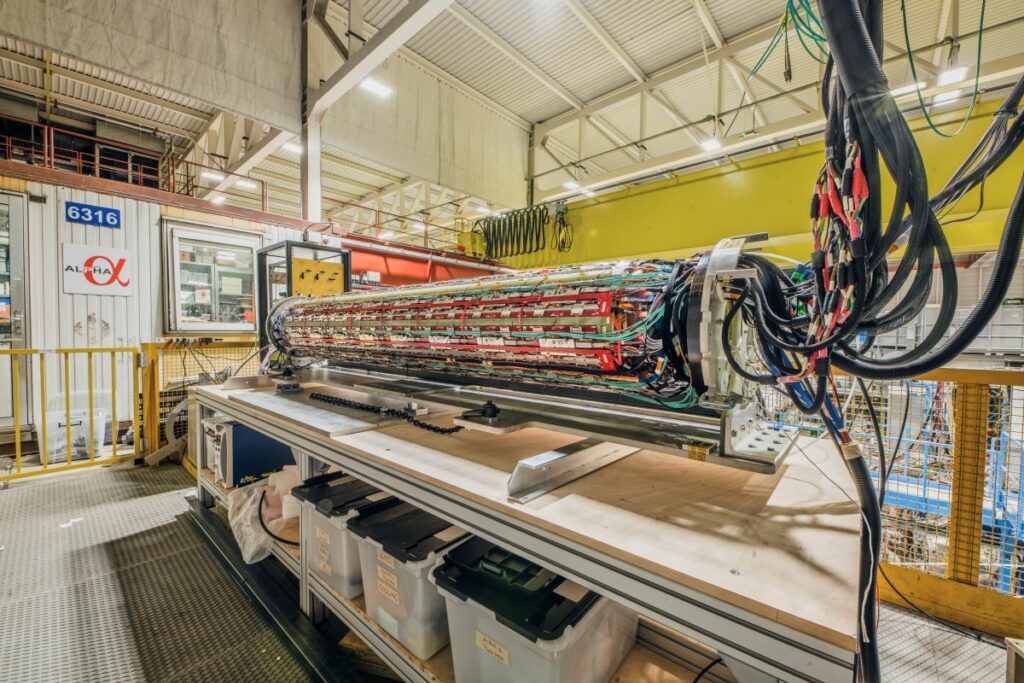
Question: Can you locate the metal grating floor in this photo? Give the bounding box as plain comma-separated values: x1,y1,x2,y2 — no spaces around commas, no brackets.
0,464,314,683
878,602,1006,682
0,464,1010,683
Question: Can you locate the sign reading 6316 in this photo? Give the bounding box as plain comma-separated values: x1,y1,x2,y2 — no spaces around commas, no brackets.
65,201,121,229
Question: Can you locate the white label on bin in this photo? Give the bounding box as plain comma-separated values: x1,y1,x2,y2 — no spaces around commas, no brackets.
376,548,395,568
377,580,401,607
316,527,330,545
366,492,390,502
317,545,329,559
377,607,400,639
317,559,332,576
377,566,399,589
433,525,467,544
553,580,589,603
475,631,510,666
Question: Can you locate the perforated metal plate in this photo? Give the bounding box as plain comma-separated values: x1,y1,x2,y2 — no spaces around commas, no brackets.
0,465,313,683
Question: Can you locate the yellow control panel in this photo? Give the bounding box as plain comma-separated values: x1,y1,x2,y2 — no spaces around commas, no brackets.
290,257,348,297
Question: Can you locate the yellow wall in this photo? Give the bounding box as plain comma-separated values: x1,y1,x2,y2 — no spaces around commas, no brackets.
511,101,1022,268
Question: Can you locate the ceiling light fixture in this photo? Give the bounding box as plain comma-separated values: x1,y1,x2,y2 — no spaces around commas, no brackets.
234,179,258,190
890,81,927,97
563,180,580,190
210,195,227,205
700,138,722,152
282,142,303,154
360,78,393,98
379,230,395,239
476,206,491,215
411,221,426,230
937,66,968,87
201,171,225,182
583,190,596,197
932,89,962,106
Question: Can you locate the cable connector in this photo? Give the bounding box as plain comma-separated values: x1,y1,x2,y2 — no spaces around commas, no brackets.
849,238,866,259
840,441,864,461
811,250,826,269
813,356,831,377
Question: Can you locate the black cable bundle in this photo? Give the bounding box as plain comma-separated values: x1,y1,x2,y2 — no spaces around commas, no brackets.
704,2,1024,680
552,202,574,252
472,205,549,259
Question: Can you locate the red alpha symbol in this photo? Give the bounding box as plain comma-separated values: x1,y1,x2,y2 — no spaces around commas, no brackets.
83,255,131,287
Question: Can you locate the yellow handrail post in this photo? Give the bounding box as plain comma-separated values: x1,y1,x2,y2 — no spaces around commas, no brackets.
110,351,117,460
947,382,989,586
63,351,71,464
141,343,161,457
39,353,47,469
132,350,141,458
87,351,95,462
11,353,20,474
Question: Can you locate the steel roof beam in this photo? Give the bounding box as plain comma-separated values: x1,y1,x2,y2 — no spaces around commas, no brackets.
535,19,779,137
309,0,453,119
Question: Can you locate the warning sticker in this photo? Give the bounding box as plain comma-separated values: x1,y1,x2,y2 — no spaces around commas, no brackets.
377,565,399,590
377,580,401,607
475,631,510,666
376,548,395,568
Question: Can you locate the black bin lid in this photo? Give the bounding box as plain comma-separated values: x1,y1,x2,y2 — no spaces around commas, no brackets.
291,472,386,516
347,499,465,563
432,537,598,642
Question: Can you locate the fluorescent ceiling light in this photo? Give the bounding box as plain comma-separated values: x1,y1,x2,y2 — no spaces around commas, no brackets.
932,89,962,106
583,190,596,197
411,221,426,230
360,78,393,98
475,206,491,215
938,66,968,86
563,180,580,190
700,138,722,152
891,81,926,97
379,230,395,239
282,142,303,154
201,171,225,182
210,195,227,205
234,179,258,190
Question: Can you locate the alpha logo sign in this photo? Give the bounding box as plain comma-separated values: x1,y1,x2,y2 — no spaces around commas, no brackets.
62,243,133,296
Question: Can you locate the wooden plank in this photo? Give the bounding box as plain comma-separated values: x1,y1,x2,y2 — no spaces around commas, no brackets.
333,419,861,649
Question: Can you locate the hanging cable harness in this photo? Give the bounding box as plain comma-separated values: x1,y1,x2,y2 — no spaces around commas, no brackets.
472,205,549,259
716,1,1024,679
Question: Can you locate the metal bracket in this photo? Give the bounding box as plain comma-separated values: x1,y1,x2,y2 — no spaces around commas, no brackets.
507,438,638,503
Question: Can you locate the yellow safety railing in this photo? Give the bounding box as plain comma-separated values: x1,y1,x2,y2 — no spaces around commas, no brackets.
1,347,140,481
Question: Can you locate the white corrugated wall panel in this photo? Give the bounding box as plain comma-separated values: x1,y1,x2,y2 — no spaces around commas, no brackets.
25,181,161,430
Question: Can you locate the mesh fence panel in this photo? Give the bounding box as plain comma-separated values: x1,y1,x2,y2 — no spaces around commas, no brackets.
761,376,1023,596
156,342,260,445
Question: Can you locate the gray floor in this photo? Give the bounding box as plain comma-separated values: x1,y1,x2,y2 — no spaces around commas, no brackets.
0,464,313,683
0,464,1010,682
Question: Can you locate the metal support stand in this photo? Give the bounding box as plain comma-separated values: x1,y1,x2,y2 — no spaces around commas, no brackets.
507,438,638,503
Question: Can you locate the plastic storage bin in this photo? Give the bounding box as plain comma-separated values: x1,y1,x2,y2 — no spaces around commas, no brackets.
348,499,468,660
291,472,391,599
432,537,638,683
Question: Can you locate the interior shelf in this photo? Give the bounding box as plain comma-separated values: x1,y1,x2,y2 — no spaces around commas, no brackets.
311,576,703,683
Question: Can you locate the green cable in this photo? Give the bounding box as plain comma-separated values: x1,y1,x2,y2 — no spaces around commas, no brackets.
900,0,986,138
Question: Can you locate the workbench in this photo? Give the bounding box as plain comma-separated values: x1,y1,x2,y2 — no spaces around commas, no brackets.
190,376,862,683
